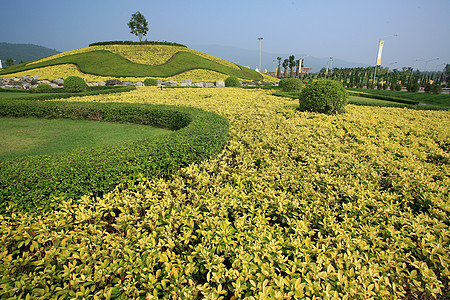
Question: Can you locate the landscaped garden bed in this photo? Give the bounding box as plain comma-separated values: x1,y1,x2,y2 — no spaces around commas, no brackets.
0,87,448,299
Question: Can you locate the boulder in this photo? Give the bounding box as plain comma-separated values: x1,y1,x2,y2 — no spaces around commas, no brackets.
193,82,204,88
106,79,121,86
49,83,60,88
98,81,106,86
20,75,31,81
38,80,52,85
121,82,134,86
87,82,99,87
52,78,64,86
157,79,162,86
205,82,214,88
162,80,178,87
134,82,144,87
214,81,225,87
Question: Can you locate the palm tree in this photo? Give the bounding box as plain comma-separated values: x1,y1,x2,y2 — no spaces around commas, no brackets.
276,57,282,78
282,59,289,78
288,55,295,77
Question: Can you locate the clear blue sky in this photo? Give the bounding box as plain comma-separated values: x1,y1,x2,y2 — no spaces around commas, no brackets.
1,0,449,71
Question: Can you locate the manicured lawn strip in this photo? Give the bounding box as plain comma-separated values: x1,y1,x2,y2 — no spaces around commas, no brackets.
0,118,170,161
0,100,229,214
347,88,450,107
0,50,263,81
0,86,136,101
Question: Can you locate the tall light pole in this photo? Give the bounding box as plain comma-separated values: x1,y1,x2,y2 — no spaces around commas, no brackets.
434,63,446,82
373,34,398,84
388,62,397,84
257,37,263,73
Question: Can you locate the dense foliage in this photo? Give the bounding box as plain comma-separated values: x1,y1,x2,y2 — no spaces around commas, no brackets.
64,76,88,93
224,76,241,87
298,80,349,114
0,87,448,299
144,78,158,86
0,99,229,213
279,77,303,92
127,11,149,42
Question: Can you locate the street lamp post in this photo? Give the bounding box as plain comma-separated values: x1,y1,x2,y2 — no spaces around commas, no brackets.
434,63,446,82
388,62,397,85
373,34,398,84
257,37,263,73
421,58,439,84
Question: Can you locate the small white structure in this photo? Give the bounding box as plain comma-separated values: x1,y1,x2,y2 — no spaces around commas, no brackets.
0,59,2,69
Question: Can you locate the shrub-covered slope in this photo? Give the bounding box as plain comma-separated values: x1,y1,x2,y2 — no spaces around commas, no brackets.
0,88,448,299
0,44,263,81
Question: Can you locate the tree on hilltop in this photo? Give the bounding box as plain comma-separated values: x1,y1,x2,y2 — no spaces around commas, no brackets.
128,11,149,42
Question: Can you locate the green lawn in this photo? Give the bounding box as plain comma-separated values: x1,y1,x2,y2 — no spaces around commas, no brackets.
0,117,170,161
0,50,263,81
348,95,412,107
348,88,450,107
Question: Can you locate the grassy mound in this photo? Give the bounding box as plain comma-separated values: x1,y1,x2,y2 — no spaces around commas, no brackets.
0,46,263,81
0,99,229,214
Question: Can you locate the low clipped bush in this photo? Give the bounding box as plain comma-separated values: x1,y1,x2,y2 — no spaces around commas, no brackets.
0,100,229,214
279,77,303,92
225,76,241,87
298,79,348,114
64,76,87,93
407,83,420,92
30,84,56,94
144,78,158,86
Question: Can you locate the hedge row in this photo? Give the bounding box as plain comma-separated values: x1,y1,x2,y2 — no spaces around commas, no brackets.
89,40,187,47
0,86,136,101
0,100,229,214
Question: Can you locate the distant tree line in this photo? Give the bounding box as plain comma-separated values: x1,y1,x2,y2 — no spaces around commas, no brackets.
316,65,449,88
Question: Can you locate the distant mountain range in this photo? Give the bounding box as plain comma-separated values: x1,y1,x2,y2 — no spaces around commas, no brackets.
0,42,60,65
190,44,369,73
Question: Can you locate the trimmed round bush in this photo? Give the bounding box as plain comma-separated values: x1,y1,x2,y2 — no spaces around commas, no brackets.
225,76,241,87
431,84,442,94
64,76,87,93
144,78,158,86
298,80,349,115
407,83,420,92
279,77,303,92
